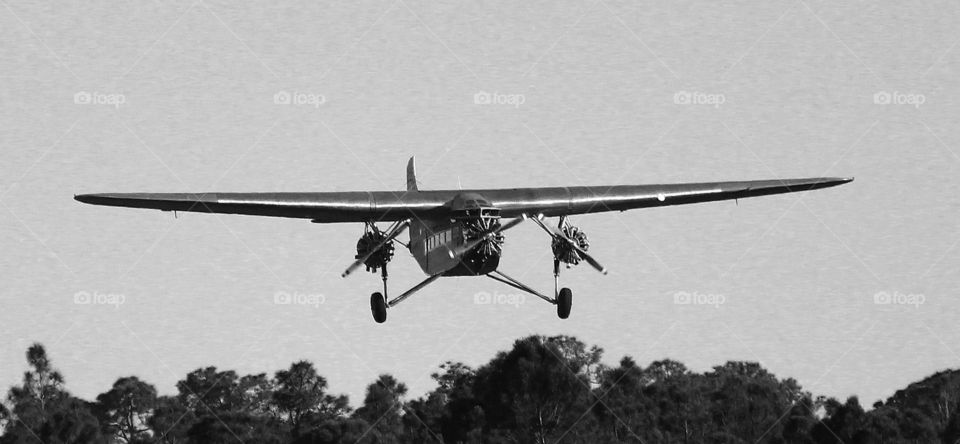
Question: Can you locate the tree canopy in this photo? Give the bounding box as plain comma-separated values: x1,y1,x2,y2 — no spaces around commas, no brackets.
0,338,952,443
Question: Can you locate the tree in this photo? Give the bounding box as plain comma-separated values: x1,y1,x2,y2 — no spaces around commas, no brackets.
176,367,241,415
780,395,817,444
95,376,157,443
704,361,799,441
430,362,483,443
812,397,867,444
5,344,68,431
236,373,276,418
272,361,349,438
472,335,599,444
185,411,284,444
594,356,659,442
1,344,104,444
354,374,407,443
147,395,195,444
291,418,375,444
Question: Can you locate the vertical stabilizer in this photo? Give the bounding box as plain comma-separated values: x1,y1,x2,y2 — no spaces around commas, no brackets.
406,156,418,191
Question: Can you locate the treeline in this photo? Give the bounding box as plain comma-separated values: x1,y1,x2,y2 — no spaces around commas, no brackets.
0,335,956,443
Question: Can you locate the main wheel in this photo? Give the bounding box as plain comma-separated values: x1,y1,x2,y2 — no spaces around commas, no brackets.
370,292,387,323
557,288,572,319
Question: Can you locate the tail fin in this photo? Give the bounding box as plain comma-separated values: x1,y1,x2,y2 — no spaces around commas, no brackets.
406,156,418,191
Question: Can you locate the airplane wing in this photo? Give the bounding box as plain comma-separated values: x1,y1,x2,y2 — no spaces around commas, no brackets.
489,177,853,218
75,177,852,223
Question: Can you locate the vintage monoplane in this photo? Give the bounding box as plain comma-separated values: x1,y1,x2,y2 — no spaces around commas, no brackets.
75,158,852,322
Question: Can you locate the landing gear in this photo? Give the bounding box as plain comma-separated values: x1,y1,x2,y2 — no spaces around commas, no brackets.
484,215,608,319
557,287,572,319
342,220,413,323
370,292,387,323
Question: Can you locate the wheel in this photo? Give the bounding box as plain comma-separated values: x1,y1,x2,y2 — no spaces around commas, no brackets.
370,292,387,323
557,288,572,319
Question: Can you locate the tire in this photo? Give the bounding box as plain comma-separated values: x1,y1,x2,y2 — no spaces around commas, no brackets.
371,292,387,323
557,288,572,319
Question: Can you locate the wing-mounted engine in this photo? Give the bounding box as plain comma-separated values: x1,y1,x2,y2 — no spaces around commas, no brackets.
342,220,409,278
355,227,395,273
552,223,590,266
531,215,607,275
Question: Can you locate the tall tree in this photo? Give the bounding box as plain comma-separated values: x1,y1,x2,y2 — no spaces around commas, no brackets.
5,344,68,431
354,374,407,443
473,335,599,444
0,344,104,444
236,373,276,418
175,367,240,415
147,395,195,444
432,361,482,443
272,361,349,438
95,376,157,443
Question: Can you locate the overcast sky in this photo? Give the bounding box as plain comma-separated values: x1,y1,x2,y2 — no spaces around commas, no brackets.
1,0,958,408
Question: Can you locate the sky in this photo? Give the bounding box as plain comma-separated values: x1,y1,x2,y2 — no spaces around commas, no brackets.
1,0,958,410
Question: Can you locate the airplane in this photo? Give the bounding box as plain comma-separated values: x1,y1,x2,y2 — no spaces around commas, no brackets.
75,157,853,323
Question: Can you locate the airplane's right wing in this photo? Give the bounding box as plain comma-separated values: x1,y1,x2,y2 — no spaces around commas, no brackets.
482,177,854,218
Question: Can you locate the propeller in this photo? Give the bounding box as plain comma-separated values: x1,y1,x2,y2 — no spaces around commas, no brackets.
342,220,409,278
448,215,527,260
532,215,608,275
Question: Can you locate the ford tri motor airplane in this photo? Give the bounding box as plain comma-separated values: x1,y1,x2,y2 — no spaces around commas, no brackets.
75,158,852,323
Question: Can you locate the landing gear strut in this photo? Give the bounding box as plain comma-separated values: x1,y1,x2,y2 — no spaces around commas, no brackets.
344,219,447,323
341,220,415,323
484,214,607,319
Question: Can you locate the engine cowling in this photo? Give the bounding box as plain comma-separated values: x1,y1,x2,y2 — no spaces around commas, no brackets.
552,224,589,265
355,230,394,273
462,216,504,258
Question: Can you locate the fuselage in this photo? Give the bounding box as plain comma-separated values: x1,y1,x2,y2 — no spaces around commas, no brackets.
409,192,502,276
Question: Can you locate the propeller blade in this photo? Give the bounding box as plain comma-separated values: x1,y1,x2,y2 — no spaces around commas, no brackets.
448,215,527,259
572,246,608,275
342,220,409,278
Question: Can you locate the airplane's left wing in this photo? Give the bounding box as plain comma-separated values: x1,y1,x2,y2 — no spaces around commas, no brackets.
73,191,448,223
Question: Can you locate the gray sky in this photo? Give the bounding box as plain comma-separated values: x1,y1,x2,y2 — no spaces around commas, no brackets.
1,0,958,409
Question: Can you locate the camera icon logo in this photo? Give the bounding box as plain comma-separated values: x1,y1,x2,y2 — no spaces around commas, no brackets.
74,291,92,304
673,91,692,105
274,91,291,105
474,291,492,304
274,291,292,304
74,91,92,105
873,291,891,304
873,91,891,105
474,91,492,105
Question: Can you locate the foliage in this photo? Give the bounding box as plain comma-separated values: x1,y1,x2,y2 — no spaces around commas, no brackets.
1,338,958,443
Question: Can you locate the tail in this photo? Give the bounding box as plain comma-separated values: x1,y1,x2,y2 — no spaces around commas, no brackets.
406,156,418,191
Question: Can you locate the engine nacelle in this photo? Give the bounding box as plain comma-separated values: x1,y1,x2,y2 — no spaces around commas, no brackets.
355,231,394,273
552,225,589,265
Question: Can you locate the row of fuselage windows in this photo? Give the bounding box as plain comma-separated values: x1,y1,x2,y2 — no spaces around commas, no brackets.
425,229,454,252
